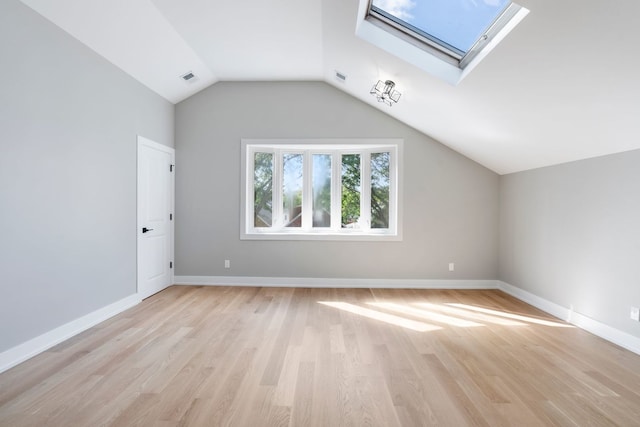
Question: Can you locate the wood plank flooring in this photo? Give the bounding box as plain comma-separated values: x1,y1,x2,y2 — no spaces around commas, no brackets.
1,286,640,426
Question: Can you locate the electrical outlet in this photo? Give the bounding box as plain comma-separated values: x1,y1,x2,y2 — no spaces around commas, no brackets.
224,259,230,269
448,262,455,272
631,306,640,321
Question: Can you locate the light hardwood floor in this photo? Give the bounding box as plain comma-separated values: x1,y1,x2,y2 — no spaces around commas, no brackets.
1,286,640,426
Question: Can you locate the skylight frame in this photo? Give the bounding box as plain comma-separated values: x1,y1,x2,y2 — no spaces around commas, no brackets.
368,4,466,64
356,0,529,85
366,0,523,70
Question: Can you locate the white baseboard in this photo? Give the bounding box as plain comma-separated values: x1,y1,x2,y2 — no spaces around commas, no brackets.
497,281,570,321
174,275,499,290
498,281,640,356
0,294,141,374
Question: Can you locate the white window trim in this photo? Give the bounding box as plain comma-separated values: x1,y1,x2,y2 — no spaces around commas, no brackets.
241,139,403,241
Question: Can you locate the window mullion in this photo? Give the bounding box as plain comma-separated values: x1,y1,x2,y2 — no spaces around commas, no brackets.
360,151,372,230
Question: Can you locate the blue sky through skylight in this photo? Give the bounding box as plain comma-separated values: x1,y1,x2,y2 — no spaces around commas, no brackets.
372,0,510,53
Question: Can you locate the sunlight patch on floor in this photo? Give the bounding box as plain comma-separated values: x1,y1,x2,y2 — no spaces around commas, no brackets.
367,302,484,328
446,303,573,328
318,301,441,332
413,302,526,326
317,299,573,332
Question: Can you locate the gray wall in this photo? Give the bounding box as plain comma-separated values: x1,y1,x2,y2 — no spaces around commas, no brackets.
175,81,499,280
499,150,640,337
0,0,174,352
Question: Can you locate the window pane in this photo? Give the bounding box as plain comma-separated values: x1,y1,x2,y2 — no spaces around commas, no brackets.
372,0,510,54
312,154,331,227
254,152,273,227
283,153,303,228
371,152,390,229
341,154,361,228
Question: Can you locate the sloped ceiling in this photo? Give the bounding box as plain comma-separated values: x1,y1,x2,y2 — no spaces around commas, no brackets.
19,0,640,174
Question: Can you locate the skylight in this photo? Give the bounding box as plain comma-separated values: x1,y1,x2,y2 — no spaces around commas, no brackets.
356,0,529,84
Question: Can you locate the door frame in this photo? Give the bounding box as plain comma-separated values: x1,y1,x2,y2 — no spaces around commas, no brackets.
137,135,175,298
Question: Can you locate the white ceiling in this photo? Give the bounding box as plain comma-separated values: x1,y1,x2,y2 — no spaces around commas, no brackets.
20,0,640,174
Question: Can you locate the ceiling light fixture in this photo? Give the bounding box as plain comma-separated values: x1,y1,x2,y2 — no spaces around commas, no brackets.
370,80,401,106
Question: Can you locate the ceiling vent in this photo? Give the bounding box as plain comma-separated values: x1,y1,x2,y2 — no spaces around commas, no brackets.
335,70,347,82
180,71,198,83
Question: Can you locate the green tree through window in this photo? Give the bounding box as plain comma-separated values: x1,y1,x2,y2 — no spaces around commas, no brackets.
253,152,273,227
371,152,390,228
341,154,361,228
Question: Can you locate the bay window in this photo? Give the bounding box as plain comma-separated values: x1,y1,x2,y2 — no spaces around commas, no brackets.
241,139,401,240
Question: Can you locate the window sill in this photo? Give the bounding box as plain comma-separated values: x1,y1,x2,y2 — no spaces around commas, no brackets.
240,231,402,242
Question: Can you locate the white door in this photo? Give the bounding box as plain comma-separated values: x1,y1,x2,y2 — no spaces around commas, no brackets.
137,136,174,299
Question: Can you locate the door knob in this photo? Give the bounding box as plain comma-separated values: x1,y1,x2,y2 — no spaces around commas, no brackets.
142,227,154,233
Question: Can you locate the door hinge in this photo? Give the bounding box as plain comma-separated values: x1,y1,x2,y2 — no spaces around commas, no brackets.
170,261,173,269
170,164,174,172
